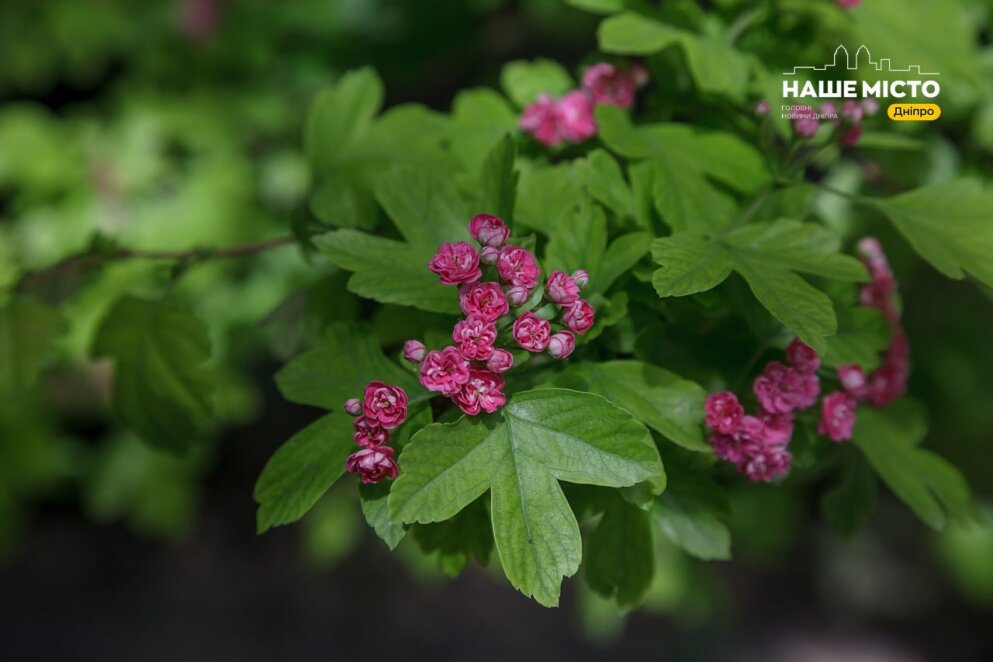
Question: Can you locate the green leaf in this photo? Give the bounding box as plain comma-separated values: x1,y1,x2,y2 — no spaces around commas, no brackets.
597,232,650,293
559,361,708,452
873,180,993,288
390,388,663,606
0,298,66,398
653,492,730,561
374,165,470,247
854,407,971,530
450,89,519,170
411,499,493,576
597,12,683,55
305,68,384,173
275,322,423,410
651,221,867,353
476,134,518,221
652,152,737,233
515,164,583,236
313,229,460,314
575,149,634,221
822,458,877,539
585,495,655,607
544,201,608,283
92,297,212,452
566,0,624,15
360,481,406,550
823,307,890,372
254,414,354,533
501,59,574,107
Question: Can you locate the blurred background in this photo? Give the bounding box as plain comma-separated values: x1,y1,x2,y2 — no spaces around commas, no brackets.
1,1,992,660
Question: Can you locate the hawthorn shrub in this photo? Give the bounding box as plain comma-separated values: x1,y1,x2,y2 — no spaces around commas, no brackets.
2,0,992,609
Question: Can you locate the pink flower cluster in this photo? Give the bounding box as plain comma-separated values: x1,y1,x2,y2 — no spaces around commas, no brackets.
343,381,407,483
821,238,910,434
836,0,862,9
520,62,648,147
416,213,595,415
771,99,878,146
705,339,823,482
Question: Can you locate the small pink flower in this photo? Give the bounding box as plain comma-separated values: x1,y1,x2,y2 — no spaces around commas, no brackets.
452,314,498,361
842,100,864,123
506,285,530,308
836,0,862,10
468,213,510,247
362,381,408,429
497,246,541,289
786,338,820,374
753,361,820,414
547,331,576,359
840,125,862,146
571,269,589,289
454,368,507,415
486,348,514,373
818,391,858,442
868,362,908,408
581,63,637,109
419,346,471,396
403,339,426,364
428,241,482,286
353,416,390,448
705,391,744,435
740,444,792,483
545,270,580,305
556,90,598,143
759,411,795,445
343,398,362,416
561,299,595,335
512,312,551,352
345,446,399,484
755,100,771,117
520,93,562,147
480,245,499,265
794,117,819,137
837,364,869,399
709,415,765,464
459,282,509,322
862,98,879,116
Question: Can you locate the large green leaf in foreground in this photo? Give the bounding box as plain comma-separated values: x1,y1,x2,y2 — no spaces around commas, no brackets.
389,388,663,606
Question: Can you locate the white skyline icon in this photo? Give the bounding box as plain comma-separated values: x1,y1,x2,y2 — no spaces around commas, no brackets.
783,45,940,77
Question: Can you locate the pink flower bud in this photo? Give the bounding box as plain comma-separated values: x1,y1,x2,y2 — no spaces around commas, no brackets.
753,361,820,414
403,339,426,364
840,125,862,146
545,270,580,305
786,338,820,374
419,347,471,397
480,245,499,265
353,416,390,448
818,391,857,442
837,364,869,399
793,116,819,137
343,398,362,416
362,381,408,430
547,331,576,359
512,312,551,352
345,446,399,484
427,241,482,286
755,100,771,117
556,90,598,142
862,98,879,116
820,102,838,118
506,285,530,307
561,299,595,335
581,63,637,109
459,281,508,321
704,391,744,434
497,246,541,289
571,269,590,289
842,100,863,123
520,93,562,147
486,348,514,373
452,314,498,361
454,368,507,415
468,213,510,247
